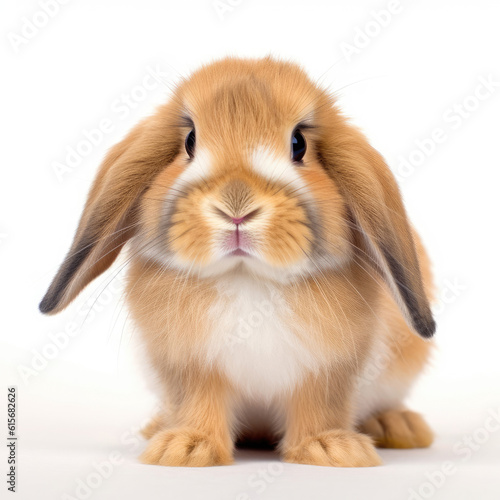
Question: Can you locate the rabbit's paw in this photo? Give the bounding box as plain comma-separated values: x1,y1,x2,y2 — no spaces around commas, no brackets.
140,427,233,467
359,409,434,449
283,429,382,467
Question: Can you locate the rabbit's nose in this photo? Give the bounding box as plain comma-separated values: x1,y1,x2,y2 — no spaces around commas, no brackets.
231,216,245,225
215,208,261,225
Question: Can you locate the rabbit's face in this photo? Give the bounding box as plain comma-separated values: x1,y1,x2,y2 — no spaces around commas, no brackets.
138,62,351,280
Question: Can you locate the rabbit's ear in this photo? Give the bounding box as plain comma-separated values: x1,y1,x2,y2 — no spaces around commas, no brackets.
39,108,181,315
319,119,435,339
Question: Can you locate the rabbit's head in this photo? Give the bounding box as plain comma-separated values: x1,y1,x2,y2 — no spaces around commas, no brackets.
40,57,435,339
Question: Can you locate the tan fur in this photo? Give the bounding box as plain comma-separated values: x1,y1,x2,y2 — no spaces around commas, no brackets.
284,429,382,467
40,57,437,467
359,410,434,449
140,371,234,466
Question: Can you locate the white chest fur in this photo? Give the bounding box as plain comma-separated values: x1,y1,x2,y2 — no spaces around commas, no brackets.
203,275,319,401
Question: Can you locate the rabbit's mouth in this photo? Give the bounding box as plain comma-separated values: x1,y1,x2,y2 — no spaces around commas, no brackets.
227,249,252,257
222,224,256,259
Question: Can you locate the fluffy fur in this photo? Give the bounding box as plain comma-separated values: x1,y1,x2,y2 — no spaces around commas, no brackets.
40,57,436,467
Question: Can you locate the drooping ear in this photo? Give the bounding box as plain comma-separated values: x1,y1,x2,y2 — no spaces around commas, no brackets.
39,106,181,315
319,117,435,338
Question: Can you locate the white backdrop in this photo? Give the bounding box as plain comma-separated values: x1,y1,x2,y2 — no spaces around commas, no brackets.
1,1,499,499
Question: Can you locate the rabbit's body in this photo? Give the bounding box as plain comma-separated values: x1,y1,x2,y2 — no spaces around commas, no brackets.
41,57,436,467
127,226,433,450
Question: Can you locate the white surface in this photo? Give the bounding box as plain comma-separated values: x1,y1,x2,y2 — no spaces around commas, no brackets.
1,0,500,499
7,373,500,500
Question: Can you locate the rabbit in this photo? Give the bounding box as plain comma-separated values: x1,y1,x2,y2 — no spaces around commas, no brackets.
40,57,436,467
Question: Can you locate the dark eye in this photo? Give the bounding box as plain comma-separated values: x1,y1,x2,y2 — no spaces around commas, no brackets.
291,130,306,163
185,129,195,159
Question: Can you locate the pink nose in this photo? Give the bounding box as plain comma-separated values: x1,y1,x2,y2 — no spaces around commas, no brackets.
231,216,245,225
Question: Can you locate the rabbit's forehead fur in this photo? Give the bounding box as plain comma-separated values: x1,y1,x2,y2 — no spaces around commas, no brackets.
137,58,352,279
180,58,318,151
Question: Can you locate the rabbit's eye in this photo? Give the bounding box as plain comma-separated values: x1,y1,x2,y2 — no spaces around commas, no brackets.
185,129,196,159
291,130,306,163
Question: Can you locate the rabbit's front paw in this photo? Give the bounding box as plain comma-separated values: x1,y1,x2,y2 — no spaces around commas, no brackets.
140,427,233,467
283,429,382,467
